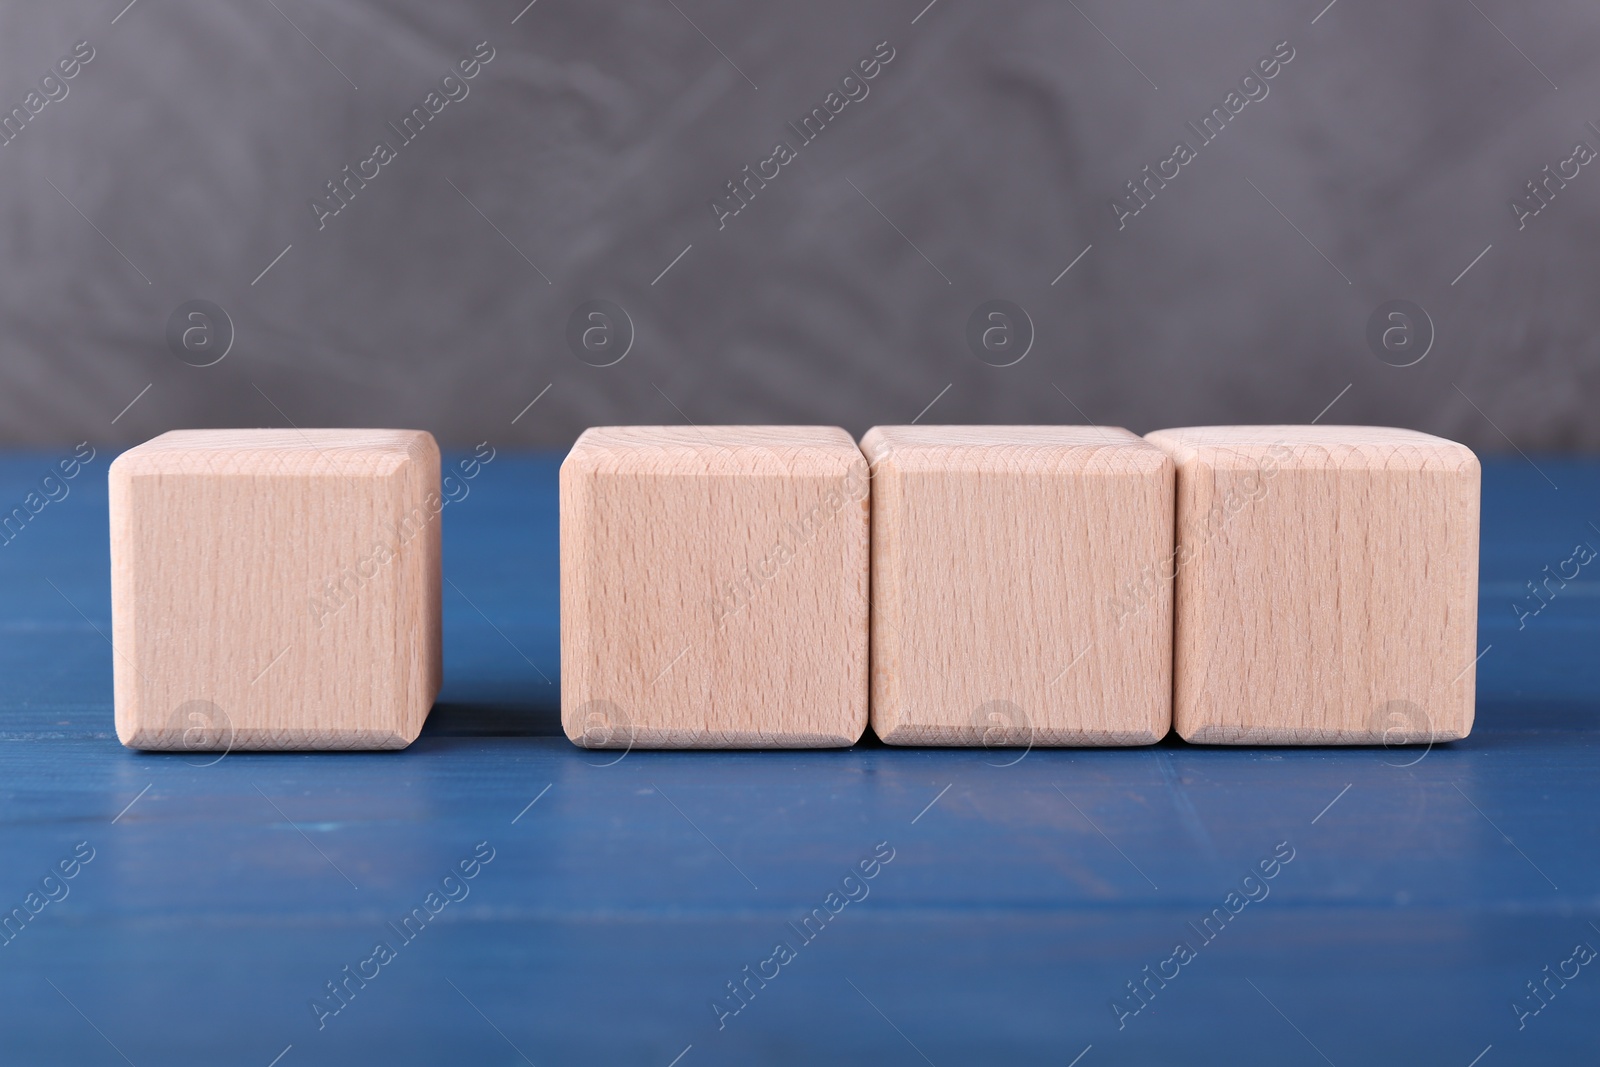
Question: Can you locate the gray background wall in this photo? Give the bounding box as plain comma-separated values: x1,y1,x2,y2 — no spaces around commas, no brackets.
1,0,1596,451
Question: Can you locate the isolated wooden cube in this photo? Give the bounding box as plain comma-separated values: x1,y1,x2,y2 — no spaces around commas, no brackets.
1145,425,1480,745
110,429,442,750
861,426,1174,746
561,426,869,747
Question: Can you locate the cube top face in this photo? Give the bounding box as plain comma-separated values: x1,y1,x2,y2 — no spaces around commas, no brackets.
862,425,1174,747
564,425,862,478
110,429,434,477
110,429,442,751
1146,425,1480,745
861,425,1170,476
1145,425,1477,473
561,425,869,748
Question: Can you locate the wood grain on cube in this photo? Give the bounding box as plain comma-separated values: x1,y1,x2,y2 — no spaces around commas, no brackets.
861,425,1174,746
1145,425,1480,745
561,426,869,748
110,429,442,750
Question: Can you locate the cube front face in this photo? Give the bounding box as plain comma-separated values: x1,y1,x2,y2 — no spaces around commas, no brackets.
1147,426,1480,745
110,430,442,751
862,426,1174,746
561,427,870,748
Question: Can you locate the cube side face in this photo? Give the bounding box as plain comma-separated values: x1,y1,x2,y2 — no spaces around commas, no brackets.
868,438,1173,746
1167,440,1479,744
561,433,869,748
110,436,441,750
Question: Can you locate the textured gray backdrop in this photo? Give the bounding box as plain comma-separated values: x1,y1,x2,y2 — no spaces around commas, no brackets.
2,0,1596,450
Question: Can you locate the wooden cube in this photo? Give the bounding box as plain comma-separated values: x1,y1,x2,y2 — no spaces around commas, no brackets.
110,429,442,750
1144,425,1480,745
561,426,869,748
861,425,1174,746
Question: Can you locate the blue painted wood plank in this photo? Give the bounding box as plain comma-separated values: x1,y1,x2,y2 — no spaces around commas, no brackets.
0,451,1596,1064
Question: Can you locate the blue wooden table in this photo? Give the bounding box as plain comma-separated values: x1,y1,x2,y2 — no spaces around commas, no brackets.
1,449,1596,1065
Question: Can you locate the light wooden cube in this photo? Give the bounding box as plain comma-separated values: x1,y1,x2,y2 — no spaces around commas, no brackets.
110,429,442,750
1144,425,1480,745
861,425,1174,746
561,426,869,748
